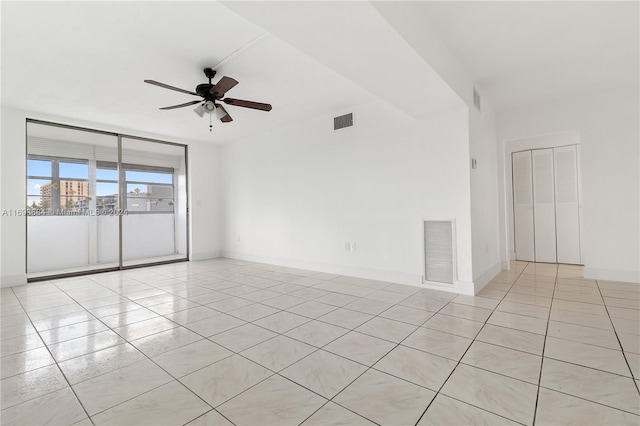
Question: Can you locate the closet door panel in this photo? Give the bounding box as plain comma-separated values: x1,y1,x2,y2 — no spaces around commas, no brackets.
512,151,535,261
555,145,581,264
533,149,557,263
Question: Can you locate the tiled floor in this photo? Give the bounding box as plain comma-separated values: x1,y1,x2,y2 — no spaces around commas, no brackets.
1,259,639,425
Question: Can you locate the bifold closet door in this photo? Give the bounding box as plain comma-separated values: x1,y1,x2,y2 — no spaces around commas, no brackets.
554,145,581,264
512,151,535,261
532,149,557,262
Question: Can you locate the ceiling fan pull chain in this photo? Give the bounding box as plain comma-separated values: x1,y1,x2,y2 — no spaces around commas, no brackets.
209,114,213,132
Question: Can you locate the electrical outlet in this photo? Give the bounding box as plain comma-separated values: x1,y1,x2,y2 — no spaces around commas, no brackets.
345,242,351,251
351,242,357,251
237,235,241,242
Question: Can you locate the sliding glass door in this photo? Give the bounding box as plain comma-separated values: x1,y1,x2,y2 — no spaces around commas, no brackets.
26,120,188,279
121,137,188,267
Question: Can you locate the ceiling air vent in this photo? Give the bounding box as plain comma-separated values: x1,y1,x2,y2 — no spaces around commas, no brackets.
473,88,481,112
334,113,353,130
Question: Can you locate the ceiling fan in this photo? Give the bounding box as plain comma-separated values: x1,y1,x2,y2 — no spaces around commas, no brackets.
144,68,272,131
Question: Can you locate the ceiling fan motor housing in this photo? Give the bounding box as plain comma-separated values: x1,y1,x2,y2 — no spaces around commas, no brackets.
196,84,216,100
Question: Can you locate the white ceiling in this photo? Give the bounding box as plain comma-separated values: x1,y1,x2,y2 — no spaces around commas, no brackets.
379,1,639,110
2,1,637,144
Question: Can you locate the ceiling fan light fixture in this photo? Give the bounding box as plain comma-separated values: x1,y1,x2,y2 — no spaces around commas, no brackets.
204,100,216,114
194,104,205,118
214,104,226,120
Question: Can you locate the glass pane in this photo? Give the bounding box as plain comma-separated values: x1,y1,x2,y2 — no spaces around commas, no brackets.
96,195,118,212
59,162,89,179
27,121,119,276
27,179,51,196
125,170,172,184
97,182,118,197
97,168,118,181
27,195,52,213
121,136,186,266
27,159,52,177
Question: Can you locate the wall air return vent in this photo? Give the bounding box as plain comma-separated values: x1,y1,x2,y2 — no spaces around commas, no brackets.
334,113,353,130
473,88,481,112
423,219,456,286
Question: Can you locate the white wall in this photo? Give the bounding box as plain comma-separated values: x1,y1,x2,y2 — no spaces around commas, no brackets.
469,103,502,291
497,87,640,283
221,100,475,293
0,106,223,286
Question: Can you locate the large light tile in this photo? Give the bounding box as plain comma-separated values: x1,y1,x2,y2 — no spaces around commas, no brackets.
355,316,417,343
58,343,146,384
476,323,545,355
92,381,211,425
72,359,173,415
281,349,367,398
545,336,631,376
550,307,614,330
241,335,316,372
402,327,472,361
318,308,374,329
502,292,552,307
185,313,246,337
113,316,178,341
130,326,202,357
211,323,277,352
334,369,435,425
226,303,280,321
39,319,109,346
165,306,219,325
206,296,254,313
497,300,550,319
536,387,639,425
180,354,272,407
1,332,44,357
439,302,493,322
285,320,349,347
0,386,86,426
611,316,640,336
100,308,160,328
1,346,55,379
0,364,69,409
418,394,519,426
452,294,500,310
153,339,232,378
379,304,434,325
252,311,311,333
185,410,233,426
541,358,640,415
86,302,143,319
424,313,484,339
302,402,375,425
547,320,620,350
218,374,326,426
48,330,125,362
441,364,537,425
462,340,541,384
374,344,456,391
287,300,338,319
488,310,548,335
324,331,396,366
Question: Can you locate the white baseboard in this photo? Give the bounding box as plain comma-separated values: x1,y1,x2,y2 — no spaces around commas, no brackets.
221,250,479,295
473,262,503,294
1,274,28,288
190,250,222,262
221,250,422,285
583,267,640,284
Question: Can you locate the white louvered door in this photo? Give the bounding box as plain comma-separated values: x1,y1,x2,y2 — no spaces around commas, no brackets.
554,145,582,264
512,151,535,261
532,149,557,262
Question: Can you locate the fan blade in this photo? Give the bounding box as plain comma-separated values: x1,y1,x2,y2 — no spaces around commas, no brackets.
223,98,272,111
210,77,239,97
159,100,202,110
144,80,199,96
217,105,233,122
